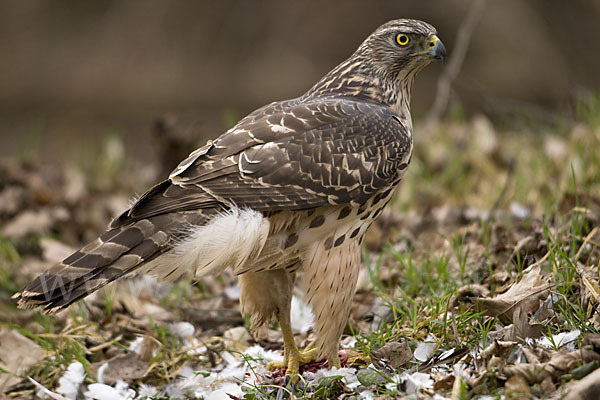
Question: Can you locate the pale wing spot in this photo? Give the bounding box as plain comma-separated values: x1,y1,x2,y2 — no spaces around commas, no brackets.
169,141,213,180
271,124,293,133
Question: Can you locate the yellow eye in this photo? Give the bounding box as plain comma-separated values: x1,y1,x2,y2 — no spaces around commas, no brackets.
396,34,410,46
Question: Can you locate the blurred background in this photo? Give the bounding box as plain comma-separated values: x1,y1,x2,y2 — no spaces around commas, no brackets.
0,0,599,165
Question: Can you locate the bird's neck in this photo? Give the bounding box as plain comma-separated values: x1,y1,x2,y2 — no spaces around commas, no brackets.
301,55,413,120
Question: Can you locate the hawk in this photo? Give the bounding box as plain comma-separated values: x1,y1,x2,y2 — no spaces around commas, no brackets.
14,19,445,377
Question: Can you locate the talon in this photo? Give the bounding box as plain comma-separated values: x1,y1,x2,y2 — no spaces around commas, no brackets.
298,348,319,364
268,360,285,371
269,346,320,383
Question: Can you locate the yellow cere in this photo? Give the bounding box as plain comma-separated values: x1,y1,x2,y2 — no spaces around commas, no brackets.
428,34,439,48
409,34,439,57
396,34,410,46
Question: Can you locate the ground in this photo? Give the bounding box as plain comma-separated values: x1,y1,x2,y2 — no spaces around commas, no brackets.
0,105,599,399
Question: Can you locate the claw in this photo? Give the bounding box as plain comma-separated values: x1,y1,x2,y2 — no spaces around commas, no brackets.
268,360,285,371
269,346,320,385
268,347,319,373
275,371,296,400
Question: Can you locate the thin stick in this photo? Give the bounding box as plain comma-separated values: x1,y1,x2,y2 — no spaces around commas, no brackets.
575,225,599,262
427,0,489,125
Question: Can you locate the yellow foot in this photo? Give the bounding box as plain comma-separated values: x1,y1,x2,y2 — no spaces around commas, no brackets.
268,347,320,377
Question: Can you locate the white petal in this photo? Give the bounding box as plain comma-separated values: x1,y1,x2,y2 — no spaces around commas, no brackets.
96,362,109,384
127,337,144,354
136,384,158,399
359,390,375,400
56,362,86,400
536,329,581,348
84,383,121,400
404,372,433,394
27,377,69,400
169,322,195,340
414,335,436,362
206,389,234,400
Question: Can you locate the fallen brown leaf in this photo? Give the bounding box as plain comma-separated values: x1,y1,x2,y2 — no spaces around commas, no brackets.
0,329,45,390
503,349,600,385
371,339,412,371
564,366,600,400
96,351,150,386
475,265,552,325
479,339,518,362
505,375,532,398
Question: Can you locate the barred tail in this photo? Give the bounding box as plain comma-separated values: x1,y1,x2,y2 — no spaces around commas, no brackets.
12,212,204,314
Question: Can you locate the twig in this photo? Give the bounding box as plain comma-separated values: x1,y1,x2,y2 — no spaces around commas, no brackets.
575,225,599,262
490,157,516,214
427,0,489,125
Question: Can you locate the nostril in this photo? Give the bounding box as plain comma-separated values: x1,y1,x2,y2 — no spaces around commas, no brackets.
428,41,435,48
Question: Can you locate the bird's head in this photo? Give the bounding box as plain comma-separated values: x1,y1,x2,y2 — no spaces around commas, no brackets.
358,19,446,81
303,19,445,108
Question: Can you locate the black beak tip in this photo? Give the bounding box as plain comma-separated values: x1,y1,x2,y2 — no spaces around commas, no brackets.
432,41,447,61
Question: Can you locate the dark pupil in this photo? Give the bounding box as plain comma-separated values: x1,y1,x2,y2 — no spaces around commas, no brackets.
399,35,407,43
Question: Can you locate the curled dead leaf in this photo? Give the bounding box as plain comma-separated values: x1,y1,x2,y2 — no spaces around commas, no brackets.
479,339,518,362
0,329,45,390
576,262,600,304
474,265,552,325
95,352,150,386
564,366,600,400
452,284,489,307
503,349,600,385
505,375,532,398
583,333,600,352
371,339,412,371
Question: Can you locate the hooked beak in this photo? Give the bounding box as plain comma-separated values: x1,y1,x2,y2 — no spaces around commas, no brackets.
427,34,446,61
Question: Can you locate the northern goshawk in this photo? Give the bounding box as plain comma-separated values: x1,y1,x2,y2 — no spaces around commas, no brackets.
14,19,445,377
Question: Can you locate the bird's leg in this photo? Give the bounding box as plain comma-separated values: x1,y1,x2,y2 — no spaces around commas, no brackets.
327,349,341,368
268,310,319,377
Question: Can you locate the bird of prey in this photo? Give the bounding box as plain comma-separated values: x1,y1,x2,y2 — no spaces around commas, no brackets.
14,19,445,377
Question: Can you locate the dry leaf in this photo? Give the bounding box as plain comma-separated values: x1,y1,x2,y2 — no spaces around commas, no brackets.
371,340,412,370
2,208,68,239
509,307,545,340
452,284,489,307
503,349,600,385
223,326,252,348
0,329,45,390
564,366,600,400
489,270,511,288
577,262,600,304
583,333,600,351
479,340,518,362
96,352,149,386
505,375,532,397
475,265,551,324
540,376,555,395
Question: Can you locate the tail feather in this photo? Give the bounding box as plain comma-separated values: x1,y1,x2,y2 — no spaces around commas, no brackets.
13,212,203,314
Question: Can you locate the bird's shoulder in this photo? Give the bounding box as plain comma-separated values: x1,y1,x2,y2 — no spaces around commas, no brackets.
170,97,410,181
